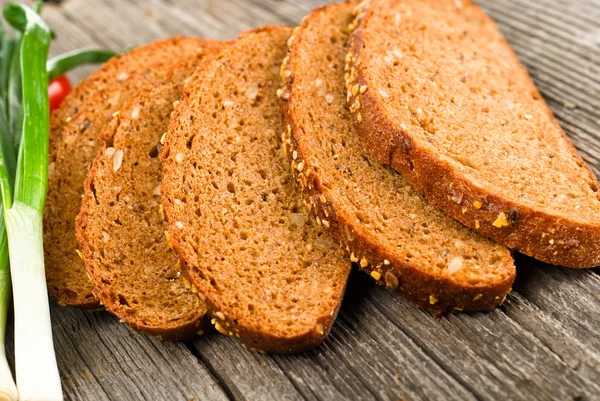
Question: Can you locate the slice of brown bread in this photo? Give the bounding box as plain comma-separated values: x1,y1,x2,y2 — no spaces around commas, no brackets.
346,0,600,268
279,2,515,313
75,52,217,340
161,26,351,353
45,37,220,308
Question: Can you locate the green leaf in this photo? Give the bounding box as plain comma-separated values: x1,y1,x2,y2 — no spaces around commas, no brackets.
47,48,116,81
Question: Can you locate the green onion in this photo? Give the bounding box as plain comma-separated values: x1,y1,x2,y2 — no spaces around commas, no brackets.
0,1,114,398
1,3,62,401
47,48,116,81
0,215,16,401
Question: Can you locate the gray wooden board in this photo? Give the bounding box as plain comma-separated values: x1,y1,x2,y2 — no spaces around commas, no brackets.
2,0,599,399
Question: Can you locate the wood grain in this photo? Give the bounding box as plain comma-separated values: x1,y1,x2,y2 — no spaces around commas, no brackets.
2,0,598,399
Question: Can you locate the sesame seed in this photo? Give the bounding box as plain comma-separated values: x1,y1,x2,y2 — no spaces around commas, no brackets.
322,219,330,228
325,94,334,104
105,147,116,158
383,259,390,265
297,160,305,172
117,72,129,81
524,113,533,120
319,195,327,203
131,104,142,120
175,221,184,229
394,13,402,26
292,150,298,160
175,153,184,163
359,85,368,94
113,149,123,171
447,256,463,274
246,86,259,100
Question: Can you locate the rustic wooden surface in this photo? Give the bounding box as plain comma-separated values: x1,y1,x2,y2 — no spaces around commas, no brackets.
5,0,600,399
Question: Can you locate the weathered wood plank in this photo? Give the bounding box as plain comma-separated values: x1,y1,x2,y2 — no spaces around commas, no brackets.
188,274,476,401
6,305,230,401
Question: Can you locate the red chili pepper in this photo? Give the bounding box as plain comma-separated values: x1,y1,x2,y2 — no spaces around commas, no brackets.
48,75,71,111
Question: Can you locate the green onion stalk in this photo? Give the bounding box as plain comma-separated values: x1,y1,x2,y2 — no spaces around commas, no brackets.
0,2,115,400
1,3,61,400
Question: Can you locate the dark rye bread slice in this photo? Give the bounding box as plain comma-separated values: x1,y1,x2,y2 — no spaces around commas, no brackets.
346,0,600,268
162,26,351,352
76,53,218,340
45,37,221,308
279,2,515,313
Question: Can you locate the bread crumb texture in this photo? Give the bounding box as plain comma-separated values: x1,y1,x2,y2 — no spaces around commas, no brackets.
161,26,351,352
279,2,515,313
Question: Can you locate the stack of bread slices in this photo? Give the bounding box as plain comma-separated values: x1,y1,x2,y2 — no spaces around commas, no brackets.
44,0,600,352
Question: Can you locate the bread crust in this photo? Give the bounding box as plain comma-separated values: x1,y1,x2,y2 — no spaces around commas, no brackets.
279,2,515,314
162,26,351,352
346,0,600,268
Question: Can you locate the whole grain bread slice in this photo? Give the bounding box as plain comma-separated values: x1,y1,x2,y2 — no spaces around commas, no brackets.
44,37,220,308
279,2,515,313
347,0,600,268
76,52,218,340
161,26,351,352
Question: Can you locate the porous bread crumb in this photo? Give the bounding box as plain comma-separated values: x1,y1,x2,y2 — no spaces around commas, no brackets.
162,26,350,352
284,0,515,314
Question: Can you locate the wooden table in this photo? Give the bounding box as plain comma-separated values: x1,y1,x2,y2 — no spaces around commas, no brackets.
7,0,600,399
